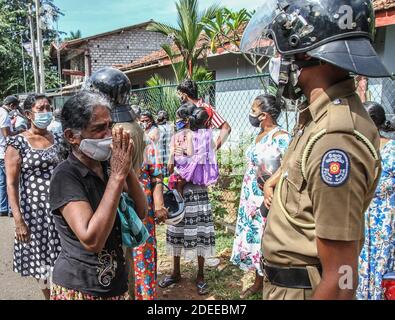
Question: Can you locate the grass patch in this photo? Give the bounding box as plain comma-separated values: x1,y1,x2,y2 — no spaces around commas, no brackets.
156,223,260,300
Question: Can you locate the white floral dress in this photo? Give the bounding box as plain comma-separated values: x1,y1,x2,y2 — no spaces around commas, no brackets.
357,140,395,300
230,127,290,275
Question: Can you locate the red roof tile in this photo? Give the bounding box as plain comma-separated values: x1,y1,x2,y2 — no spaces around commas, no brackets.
374,0,395,11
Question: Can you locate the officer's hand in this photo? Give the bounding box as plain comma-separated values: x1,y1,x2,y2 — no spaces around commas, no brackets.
264,184,274,209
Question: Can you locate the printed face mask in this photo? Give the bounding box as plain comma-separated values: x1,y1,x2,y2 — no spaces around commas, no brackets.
32,112,53,129
176,120,187,131
79,137,112,162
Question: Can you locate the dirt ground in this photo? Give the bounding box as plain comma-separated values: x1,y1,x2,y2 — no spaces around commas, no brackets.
0,217,256,300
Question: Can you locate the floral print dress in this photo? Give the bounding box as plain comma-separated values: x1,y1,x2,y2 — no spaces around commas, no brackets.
132,137,162,300
230,127,290,275
357,140,395,300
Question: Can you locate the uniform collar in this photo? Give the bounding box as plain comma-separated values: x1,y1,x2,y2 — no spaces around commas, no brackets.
308,78,356,122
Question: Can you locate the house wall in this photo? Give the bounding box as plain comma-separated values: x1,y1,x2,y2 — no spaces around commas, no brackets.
207,54,257,80
128,65,175,88
383,24,395,74
87,27,168,72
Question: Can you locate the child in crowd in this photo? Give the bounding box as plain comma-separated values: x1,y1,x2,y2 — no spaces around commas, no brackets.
160,102,218,296
167,103,218,195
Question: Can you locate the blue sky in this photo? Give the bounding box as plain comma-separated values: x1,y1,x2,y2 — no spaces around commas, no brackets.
53,0,259,38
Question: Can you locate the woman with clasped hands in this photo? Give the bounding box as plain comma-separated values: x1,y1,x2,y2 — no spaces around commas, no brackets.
49,91,147,300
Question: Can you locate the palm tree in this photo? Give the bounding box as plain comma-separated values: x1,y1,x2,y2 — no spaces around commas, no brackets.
147,0,220,79
65,30,82,41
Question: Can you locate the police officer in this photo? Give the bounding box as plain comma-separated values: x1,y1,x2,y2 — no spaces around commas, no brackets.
241,0,391,299
83,67,145,174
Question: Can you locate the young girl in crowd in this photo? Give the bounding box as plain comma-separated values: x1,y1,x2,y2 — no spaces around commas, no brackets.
159,103,218,296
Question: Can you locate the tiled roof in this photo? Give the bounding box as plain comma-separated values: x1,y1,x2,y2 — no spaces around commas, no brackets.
117,2,395,72
374,0,395,11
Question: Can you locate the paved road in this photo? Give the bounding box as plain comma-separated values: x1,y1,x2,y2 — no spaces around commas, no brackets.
0,217,43,300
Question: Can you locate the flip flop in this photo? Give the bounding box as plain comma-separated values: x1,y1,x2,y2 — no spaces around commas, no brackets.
158,275,181,288
196,281,209,295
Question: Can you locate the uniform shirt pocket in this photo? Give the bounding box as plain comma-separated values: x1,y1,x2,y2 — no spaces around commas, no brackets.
284,163,305,218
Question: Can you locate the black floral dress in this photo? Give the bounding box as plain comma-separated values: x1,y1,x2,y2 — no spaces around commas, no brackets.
7,133,63,280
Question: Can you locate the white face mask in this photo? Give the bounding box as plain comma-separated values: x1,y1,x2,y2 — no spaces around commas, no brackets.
79,137,112,162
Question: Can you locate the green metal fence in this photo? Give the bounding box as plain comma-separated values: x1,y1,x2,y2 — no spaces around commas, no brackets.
131,74,395,225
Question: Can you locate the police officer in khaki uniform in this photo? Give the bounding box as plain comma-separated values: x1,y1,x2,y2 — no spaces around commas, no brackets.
241,0,392,299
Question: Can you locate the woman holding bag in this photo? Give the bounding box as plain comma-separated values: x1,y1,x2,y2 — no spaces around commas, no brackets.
49,91,147,300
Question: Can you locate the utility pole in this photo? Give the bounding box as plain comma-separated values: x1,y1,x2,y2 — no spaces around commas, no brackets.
56,20,62,91
35,0,45,93
19,32,27,93
28,4,39,93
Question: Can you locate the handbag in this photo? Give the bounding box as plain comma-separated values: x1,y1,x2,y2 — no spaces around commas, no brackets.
117,192,149,248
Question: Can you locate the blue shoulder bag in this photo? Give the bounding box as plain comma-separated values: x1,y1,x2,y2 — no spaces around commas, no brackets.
117,193,149,248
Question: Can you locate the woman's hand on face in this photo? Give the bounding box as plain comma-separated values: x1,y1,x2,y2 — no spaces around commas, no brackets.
15,220,30,243
154,207,168,224
110,127,134,180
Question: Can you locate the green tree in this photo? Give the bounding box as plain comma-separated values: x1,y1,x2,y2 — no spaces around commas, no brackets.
0,0,63,98
64,29,82,41
202,7,269,74
147,0,220,80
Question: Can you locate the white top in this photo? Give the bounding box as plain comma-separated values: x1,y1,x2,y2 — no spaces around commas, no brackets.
48,119,63,135
0,108,11,159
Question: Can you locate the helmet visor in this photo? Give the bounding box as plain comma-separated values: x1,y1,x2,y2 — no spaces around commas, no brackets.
240,0,279,57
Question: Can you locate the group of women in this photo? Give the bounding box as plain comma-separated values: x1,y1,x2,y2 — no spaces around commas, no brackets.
3,86,394,300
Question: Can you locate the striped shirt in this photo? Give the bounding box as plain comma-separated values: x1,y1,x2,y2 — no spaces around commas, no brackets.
196,99,226,129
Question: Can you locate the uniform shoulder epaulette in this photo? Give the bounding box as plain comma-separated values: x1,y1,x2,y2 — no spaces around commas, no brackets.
326,98,354,135
301,97,380,181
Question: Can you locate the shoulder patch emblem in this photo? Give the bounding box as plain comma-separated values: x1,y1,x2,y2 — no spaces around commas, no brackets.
320,149,350,187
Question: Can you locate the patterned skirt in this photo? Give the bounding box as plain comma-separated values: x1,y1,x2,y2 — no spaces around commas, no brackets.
166,184,216,261
50,283,130,300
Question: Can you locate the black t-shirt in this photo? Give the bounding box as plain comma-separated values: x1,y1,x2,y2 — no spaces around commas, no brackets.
49,153,127,297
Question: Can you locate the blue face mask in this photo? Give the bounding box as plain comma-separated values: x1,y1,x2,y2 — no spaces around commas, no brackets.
32,112,53,129
176,120,187,131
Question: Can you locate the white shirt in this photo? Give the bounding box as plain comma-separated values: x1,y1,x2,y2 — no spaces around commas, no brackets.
48,119,63,135
0,108,11,159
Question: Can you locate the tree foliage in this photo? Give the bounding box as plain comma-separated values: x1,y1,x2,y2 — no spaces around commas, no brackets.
0,0,63,99
147,0,220,80
202,7,270,74
64,29,82,41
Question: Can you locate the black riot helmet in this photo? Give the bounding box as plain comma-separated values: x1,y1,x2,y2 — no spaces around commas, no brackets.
241,0,391,100
242,0,391,77
83,67,137,123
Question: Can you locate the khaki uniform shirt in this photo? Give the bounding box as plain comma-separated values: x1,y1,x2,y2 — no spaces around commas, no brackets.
114,121,145,173
262,79,381,267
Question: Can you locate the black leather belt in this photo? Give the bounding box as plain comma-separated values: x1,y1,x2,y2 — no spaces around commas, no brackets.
262,261,322,289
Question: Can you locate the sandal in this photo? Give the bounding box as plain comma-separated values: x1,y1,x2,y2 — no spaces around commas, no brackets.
196,281,209,295
158,275,181,288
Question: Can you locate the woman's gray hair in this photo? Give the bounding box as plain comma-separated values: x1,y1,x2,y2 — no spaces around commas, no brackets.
61,90,111,133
